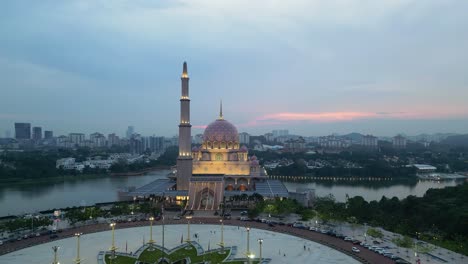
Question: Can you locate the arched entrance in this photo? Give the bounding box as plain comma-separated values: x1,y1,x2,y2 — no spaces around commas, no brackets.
199,188,215,208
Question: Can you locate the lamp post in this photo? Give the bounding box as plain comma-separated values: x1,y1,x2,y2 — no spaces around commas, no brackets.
186,216,192,243
51,246,60,264
109,222,117,259
258,239,263,264
132,196,137,215
74,233,82,264
148,216,155,250
218,219,225,252
162,214,165,261
245,227,254,264
364,223,368,243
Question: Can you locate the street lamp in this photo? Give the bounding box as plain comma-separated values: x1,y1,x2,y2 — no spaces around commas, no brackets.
218,219,225,252
109,222,117,259
258,239,263,264
51,245,60,264
74,233,82,264
364,223,368,243
186,216,192,243
148,216,155,250
132,196,137,215
245,227,253,264
162,213,166,261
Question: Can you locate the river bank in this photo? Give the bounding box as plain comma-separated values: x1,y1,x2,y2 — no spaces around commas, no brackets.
0,166,170,185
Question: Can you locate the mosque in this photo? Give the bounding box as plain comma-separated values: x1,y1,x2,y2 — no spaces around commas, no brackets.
128,62,288,210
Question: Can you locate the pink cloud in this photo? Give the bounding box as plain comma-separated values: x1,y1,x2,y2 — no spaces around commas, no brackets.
238,110,465,128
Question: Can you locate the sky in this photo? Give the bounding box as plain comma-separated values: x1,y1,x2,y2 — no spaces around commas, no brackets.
1,0,468,137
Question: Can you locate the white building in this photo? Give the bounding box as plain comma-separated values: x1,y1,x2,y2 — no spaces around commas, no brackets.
90,132,106,148
238,132,250,145
318,135,350,149
361,135,378,148
69,133,85,145
392,135,407,148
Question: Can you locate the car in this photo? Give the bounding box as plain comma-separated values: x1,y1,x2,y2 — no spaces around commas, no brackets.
49,234,58,239
172,215,181,220
223,216,231,220
240,211,248,215
0,240,3,246
240,217,249,221
309,227,317,231
344,237,353,241
35,233,40,237
352,247,360,253
352,239,361,244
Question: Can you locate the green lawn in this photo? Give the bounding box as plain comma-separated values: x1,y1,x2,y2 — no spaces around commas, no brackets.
104,243,257,264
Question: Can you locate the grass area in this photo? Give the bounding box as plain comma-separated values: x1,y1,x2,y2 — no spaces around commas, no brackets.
104,243,260,263
139,247,165,262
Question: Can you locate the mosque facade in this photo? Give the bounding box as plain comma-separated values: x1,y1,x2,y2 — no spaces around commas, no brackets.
176,62,268,210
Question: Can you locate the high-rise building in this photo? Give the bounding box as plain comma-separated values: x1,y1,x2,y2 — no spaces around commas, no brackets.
44,131,53,139
107,133,120,147
149,136,165,153
264,132,274,142
126,126,134,139
90,132,106,147
69,133,85,145
176,62,193,190
32,127,42,141
361,134,378,148
15,123,31,139
392,135,407,149
130,134,143,154
239,132,250,145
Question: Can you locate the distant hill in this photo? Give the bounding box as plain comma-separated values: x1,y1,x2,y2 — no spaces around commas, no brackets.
407,133,458,142
440,134,468,146
341,132,364,143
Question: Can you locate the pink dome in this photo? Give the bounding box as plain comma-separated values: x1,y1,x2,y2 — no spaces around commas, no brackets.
203,119,239,143
250,155,257,161
251,159,259,166
192,146,199,152
240,145,248,152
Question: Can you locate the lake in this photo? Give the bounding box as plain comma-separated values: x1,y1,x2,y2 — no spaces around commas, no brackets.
0,170,465,216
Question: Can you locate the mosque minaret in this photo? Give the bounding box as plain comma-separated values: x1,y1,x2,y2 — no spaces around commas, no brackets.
176,62,193,190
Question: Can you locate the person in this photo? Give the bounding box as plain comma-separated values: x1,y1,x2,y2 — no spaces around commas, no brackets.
304,245,306,250
284,253,286,257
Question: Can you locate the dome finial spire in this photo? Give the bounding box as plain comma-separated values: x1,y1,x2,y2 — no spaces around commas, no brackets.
219,99,223,120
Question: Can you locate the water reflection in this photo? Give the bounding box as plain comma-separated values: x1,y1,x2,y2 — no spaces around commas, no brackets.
0,170,170,216
283,178,464,202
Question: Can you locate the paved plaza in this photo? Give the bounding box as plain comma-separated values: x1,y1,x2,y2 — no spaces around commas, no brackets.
0,224,360,264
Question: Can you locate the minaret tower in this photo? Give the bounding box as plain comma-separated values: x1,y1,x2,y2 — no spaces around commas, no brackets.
176,62,193,190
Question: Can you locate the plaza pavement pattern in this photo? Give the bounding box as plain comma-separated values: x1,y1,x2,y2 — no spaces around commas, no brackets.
0,218,396,264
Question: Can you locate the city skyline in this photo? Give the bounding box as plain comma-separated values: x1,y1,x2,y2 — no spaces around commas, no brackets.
1,1,468,136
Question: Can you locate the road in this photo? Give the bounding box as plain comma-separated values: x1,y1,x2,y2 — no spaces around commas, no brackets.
0,217,394,264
